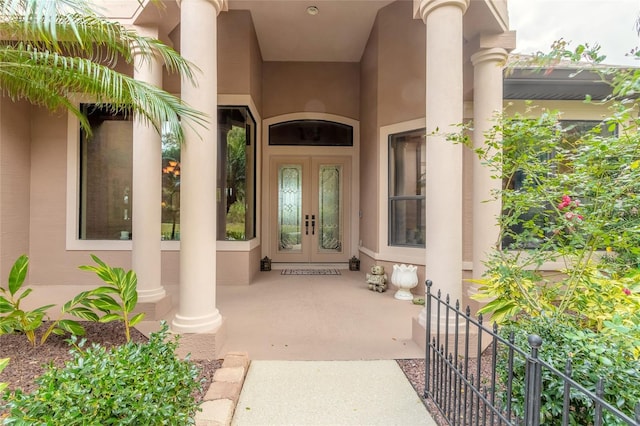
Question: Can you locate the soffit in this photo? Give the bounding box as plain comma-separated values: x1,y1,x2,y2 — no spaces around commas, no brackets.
504,69,612,101
228,0,395,62
463,0,509,40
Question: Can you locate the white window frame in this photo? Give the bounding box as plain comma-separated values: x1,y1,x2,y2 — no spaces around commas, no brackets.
378,118,426,266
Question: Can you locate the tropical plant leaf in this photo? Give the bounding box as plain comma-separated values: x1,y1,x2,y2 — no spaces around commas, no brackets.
88,295,120,313
56,319,85,336
99,313,123,323
129,312,145,327
66,307,99,322
0,296,13,313
7,254,29,296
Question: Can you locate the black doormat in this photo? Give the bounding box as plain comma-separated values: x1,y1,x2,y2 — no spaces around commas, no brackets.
281,269,341,275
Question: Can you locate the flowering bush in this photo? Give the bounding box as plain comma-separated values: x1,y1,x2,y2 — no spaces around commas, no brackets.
467,91,640,335
460,41,640,422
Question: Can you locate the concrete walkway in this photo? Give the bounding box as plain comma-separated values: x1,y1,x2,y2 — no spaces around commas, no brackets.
231,360,437,426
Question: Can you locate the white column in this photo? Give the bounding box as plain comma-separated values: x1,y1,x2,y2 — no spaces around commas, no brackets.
172,0,226,333
470,48,508,282
132,26,165,302
417,0,469,328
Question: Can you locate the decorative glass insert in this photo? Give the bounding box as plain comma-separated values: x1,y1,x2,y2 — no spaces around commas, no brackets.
269,120,353,146
389,128,426,247
278,164,303,252
318,165,342,252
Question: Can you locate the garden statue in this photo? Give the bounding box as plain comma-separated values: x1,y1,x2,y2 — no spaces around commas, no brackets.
366,265,387,292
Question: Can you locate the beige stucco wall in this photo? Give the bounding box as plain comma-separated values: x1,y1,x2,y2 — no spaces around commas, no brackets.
359,14,380,253
262,62,359,120
462,136,474,264
358,1,426,254
248,14,263,114
376,1,425,127
218,9,263,110
0,98,31,281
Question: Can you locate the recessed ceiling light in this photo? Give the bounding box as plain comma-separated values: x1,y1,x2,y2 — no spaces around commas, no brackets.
307,6,319,16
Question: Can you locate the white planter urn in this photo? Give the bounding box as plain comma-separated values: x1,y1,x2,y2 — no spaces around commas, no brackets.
391,264,418,301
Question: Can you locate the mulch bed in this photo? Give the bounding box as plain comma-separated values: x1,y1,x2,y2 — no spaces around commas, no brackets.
0,322,221,402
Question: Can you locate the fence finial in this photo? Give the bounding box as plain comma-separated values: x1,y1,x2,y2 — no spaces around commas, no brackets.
528,334,543,350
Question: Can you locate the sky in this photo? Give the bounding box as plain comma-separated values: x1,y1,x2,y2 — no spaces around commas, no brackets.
508,0,640,66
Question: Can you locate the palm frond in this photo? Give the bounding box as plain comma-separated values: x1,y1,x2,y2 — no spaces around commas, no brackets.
0,44,208,142
0,1,199,83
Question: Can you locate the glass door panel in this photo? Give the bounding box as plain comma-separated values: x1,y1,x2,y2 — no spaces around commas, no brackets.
318,164,342,252
277,164,303,253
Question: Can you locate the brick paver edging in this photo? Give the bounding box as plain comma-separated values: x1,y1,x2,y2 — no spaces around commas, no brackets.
195,352,250,426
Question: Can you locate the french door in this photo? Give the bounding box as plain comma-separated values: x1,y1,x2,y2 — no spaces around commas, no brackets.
270,156,351,263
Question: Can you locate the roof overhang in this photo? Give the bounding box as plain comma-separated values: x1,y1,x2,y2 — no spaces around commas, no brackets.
504,68,612,101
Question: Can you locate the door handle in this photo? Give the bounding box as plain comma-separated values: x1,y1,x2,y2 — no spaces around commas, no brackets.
305,215,309,235
311,215,316,235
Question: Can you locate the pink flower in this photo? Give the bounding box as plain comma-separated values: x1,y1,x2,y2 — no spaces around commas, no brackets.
558,195,572,210
623,288,632,296
566,213,583,221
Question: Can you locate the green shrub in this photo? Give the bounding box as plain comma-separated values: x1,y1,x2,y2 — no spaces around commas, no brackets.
499,316,640,425
2,322,203,425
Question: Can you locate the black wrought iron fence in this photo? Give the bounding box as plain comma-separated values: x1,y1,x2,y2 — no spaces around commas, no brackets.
424,280,640,426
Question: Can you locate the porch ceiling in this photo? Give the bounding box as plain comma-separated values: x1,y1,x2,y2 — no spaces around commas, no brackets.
228,0,395,62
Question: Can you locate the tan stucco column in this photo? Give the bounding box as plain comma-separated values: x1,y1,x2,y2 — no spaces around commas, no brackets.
470,47,509,282
132,26,166,304
172,0,226,333
415,0,469,329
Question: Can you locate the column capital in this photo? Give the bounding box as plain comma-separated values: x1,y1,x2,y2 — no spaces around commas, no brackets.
177,0,228,15
470,47,508,67
414,0,469,23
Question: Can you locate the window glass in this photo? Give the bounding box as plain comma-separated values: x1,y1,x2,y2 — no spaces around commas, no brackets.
217,107,256,241
79,104,133,240
269,120,353,146
80,105,256,241
389,128,426,247
161,126,181,240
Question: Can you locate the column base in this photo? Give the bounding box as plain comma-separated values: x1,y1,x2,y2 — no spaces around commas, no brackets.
174,319,227,360
412,317,427,351
412,316,488,358
138,287,168,303
172,310,223,334
134,295,172,321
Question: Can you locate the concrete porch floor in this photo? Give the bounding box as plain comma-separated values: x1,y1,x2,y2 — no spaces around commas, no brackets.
213,268,425,360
